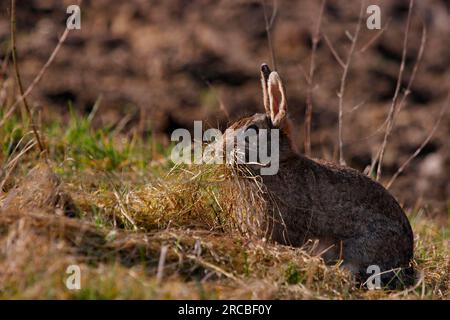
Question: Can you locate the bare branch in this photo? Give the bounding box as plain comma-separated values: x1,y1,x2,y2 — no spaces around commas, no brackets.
371,0,415,180
345,30,354,42
304,0,326,156
347,16,424,150
268,0,278,27
358,18,392,53
344,117,388,145
322,33,345,69
261,0,278,70
343,100,366,115
337,0,366,165
10,0,45,154
0,0,82,128
395,20,427,116
386,95,448,189
297,63,310,83
351,23,424,151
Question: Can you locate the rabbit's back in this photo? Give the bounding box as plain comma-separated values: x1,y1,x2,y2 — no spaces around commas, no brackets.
261,155,414,284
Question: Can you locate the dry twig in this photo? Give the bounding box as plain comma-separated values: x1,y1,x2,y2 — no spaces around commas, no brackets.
336,0,366,165
373,0,414,180
0,0,82,129
261,0,278,70
358,18,392,53
10,0,45,154
304,0,326,156
322,34,345,69
386,95,448,189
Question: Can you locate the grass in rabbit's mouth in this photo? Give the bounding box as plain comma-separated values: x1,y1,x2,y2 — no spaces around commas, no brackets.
0,112,448,300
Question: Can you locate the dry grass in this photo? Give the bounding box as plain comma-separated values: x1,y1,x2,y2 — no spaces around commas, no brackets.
70,164,268,237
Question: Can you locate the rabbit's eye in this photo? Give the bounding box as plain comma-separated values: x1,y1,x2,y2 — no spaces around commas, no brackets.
246,124,259,134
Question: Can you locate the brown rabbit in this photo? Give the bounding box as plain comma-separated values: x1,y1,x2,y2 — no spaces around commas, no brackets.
221,64,414,287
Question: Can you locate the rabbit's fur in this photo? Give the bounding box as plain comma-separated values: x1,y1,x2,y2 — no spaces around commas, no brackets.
223,64,414,287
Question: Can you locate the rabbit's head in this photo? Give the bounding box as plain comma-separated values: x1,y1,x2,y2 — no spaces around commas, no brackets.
219,64,297,175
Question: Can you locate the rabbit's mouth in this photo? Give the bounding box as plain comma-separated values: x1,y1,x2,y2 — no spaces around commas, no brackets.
218,128,280,176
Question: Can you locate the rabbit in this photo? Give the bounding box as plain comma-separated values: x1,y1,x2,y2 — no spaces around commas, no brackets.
220,63,414,287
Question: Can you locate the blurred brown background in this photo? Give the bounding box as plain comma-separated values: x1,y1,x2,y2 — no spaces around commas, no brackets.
0,0,449,216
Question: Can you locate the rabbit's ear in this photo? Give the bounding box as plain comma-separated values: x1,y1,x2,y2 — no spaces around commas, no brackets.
268,71,287,127
260,63,271,115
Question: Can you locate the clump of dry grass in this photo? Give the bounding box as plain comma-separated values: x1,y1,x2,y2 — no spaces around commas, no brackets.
74,164,269,238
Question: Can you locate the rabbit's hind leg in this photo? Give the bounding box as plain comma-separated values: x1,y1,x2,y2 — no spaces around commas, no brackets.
338,237,375,283
339,236,411,288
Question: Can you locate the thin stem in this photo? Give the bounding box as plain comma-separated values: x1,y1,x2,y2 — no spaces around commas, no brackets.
304,0,326,156
358,18,392,53
323,33,345,69
261,0,278,70
10,0,45,154
386,95,448,189
1,0,82,129
337,0,365,165
373,0,414,180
